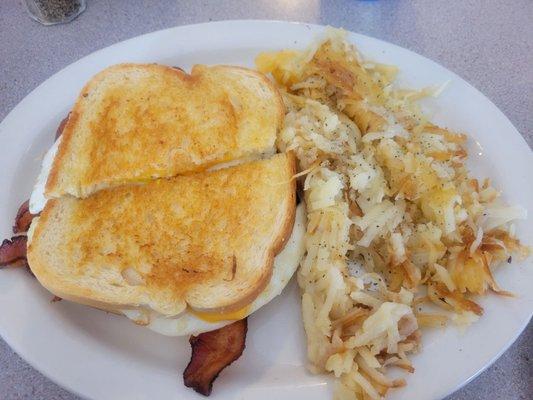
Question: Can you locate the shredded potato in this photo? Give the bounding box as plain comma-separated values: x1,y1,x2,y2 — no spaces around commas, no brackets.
256,28,529,399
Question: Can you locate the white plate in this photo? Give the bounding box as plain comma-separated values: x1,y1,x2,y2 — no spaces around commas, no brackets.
0,20,531,400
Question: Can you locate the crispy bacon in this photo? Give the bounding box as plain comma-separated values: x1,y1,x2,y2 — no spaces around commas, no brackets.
55,113,70,139
0,236,28,267
183,318,247,396
13,200,36,234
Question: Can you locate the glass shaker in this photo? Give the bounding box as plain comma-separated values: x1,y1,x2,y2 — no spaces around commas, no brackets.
24,0,86,25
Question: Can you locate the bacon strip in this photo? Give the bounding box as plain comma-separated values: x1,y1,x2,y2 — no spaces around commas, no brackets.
55,113,70,139
13,200,36,234
183,318,247,396
0,236,28,267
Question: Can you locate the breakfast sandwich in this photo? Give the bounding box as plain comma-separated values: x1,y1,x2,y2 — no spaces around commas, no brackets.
1,63,305,396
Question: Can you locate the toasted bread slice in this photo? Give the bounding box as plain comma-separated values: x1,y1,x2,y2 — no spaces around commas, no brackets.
45,63,284,199
28,153,296,316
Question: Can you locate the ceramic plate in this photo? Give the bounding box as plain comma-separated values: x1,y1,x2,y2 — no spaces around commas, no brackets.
0,20,531,400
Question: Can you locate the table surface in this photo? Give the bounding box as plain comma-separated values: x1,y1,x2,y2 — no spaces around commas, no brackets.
0,1,531,399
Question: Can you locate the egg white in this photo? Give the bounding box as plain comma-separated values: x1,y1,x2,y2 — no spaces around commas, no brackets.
30,140,307,336
30,136,62,214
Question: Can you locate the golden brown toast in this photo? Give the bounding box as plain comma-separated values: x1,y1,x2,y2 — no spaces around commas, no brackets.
28,153,296,316
45,63,284,199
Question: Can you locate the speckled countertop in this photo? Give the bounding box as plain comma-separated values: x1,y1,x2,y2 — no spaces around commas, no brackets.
0,1,531,399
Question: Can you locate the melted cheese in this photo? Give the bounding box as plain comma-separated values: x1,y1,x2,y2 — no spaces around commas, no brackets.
190,305,250,323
